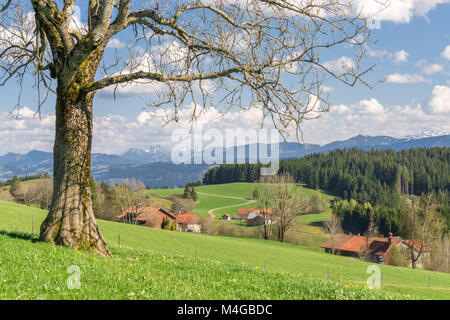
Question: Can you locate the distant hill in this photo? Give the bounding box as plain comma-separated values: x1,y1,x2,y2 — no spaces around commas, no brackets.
1,134,449,187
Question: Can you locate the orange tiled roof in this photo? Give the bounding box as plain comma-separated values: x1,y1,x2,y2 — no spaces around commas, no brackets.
340,236,367,252
175,213,201,224
117,206,174,220
237,208,272,215
404,240,432,251
321,234,404,256
320,234,354,250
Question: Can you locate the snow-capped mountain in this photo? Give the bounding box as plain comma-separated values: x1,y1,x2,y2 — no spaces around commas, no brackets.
1,135,449,186
401,130,449,140
120,145,170,164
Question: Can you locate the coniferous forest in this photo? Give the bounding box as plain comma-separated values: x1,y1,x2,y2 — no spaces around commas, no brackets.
203,147,450,234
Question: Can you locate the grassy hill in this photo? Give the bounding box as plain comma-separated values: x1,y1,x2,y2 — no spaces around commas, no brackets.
0,179,53,204
149,182,332,217
150,182,331,247
1,200,449,299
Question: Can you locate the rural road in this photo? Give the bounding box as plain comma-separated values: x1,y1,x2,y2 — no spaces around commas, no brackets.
196,192,256,218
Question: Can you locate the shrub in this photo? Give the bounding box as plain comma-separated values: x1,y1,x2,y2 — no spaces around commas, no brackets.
390,247,409,267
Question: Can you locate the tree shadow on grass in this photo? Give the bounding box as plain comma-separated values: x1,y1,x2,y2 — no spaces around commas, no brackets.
0,229,39,242
309,221,324,228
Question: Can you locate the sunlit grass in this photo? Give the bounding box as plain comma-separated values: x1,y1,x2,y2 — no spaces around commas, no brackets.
1,200,450,299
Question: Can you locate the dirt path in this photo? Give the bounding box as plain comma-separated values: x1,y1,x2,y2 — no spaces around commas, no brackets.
196,192,256,218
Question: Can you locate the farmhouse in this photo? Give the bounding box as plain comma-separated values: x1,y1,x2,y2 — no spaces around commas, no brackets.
237,208,272,220
220,214,231,221
176,213,202,233
247,213,272,226
320,233,403,265
117,206,175,229
395,240,432,268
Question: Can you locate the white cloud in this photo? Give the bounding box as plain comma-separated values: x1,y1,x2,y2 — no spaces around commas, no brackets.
427,85,450,114
354,0,450,23
415,59,444,75
2,92,449,155
386,73,426,83
441,45,450,60
393,50,410,63
0,107,55,155
300,97,450,144
323,56,355,74
322,85,334,93
353,99,385,114
106,38,126,49
423,63,444,75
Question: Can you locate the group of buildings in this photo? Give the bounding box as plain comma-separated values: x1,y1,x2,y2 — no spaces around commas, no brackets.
116,206,202,233
236,208,273,226
117,205,429,268
320,232,431,267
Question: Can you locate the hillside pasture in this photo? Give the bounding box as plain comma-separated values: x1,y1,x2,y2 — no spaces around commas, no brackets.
1,200,449,299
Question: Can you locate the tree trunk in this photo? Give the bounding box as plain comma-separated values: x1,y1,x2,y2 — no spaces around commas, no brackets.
40,73,111,257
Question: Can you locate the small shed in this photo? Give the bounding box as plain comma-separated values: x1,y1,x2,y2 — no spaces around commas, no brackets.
247,213,271,226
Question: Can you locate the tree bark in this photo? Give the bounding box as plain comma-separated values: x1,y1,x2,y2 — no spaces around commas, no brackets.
39,49,111,257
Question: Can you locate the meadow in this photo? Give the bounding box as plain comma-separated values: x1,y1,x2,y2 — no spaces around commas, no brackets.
149,182,332,217
1,200,450,299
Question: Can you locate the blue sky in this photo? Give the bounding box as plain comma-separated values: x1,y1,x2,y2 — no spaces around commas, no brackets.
0,0,449,155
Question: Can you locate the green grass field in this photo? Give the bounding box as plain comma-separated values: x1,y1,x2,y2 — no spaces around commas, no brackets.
149,182,332,218
1,200,449,299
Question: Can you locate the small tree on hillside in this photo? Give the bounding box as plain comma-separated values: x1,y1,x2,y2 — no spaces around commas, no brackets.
9,176,21,198
171,198,195,214
365,209,379,238
114,179,149,224
255,179,274,240
252,188,260,200
323,213,343,255
39,180,53,210
269,174,303,242
401,196,446,269
183,184,197,201
309,193,329,214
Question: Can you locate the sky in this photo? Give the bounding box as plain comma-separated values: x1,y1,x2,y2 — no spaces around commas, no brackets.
0,0,449,155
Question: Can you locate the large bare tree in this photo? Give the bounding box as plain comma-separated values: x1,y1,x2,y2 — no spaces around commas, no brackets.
0,0,382,256
323,212,343,255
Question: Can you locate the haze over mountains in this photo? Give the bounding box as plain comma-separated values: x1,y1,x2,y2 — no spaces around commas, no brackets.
1,134,449,188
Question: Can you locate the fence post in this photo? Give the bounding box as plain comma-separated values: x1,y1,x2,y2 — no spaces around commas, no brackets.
429,276,431,288
32,217,34,235
118,234,120,248
265,261,268,271
195,249,198,259
328,268,330,281
382,272,384,286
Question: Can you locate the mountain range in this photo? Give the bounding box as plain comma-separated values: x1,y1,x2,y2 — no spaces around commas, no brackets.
1,134,449,187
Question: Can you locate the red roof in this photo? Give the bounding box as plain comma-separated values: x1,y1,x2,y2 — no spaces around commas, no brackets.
321,234,403,256
320,234,354,250
116,206,174,220
340,236,367,252
404,240,432,251
237,208,272,215
117,206,175,229
175,213,201,224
